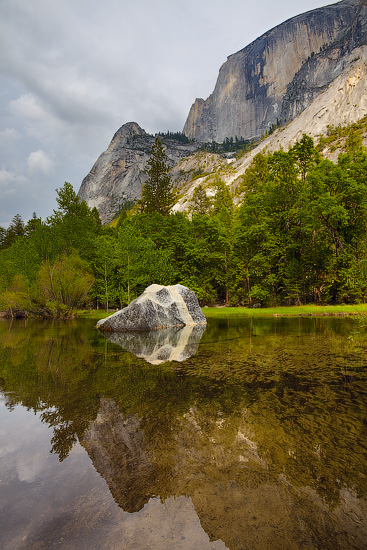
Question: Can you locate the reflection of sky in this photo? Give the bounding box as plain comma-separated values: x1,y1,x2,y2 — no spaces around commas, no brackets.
0,401,51,482
0,397,228,550
0,399,52,482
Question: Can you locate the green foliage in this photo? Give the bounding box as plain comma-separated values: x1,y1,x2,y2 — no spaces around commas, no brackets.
155,130,193,144
0,232,41,290
1,213,25,249
141,137,176,215
35,253,94,317
0,183,100,316
211,177,234,217
317,115,367,153
111,196,137,221
0,253,94,319
115,217,175,304
234,137,367,306
0,274,32,317
47,182,102,258
190,184,211,215
90,233,119,311
1,123,367,310
201,136,255,154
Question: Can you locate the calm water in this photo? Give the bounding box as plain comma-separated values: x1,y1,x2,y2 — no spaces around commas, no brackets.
0,316,366,550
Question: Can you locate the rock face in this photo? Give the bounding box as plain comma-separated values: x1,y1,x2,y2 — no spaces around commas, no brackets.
78,122,199,223
96,284,207,332
80,399,155,513
183,0,367,142
173,46,367,213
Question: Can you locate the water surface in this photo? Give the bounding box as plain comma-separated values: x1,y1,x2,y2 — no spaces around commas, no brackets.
0,316,366,549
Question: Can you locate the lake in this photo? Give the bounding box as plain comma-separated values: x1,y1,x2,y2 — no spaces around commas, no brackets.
0,315,366,550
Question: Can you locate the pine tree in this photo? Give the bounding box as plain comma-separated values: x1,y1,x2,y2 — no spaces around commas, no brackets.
141,137,175,215
190,184,211,215
0,226,6,249
3,214,25,248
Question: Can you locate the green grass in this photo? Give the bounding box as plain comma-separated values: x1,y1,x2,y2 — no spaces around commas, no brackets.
78,309,114,320
79,304,367,321
203,304,367,318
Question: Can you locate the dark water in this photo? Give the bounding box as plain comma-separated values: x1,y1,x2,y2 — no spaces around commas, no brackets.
0,316,367,550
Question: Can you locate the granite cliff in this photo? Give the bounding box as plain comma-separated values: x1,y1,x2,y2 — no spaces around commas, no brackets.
183,0,367,142
173,46,367,213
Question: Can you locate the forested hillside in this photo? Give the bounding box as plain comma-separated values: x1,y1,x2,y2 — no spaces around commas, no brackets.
1,121,367,317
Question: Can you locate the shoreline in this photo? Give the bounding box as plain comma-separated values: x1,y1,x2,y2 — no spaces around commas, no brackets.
2,304,367,321
77,304,367,321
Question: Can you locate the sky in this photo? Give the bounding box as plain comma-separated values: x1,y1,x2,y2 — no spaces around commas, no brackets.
0,0,330,227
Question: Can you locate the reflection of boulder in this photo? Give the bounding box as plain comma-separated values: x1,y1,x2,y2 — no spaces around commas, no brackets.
101,324,206,364
96,284,207,332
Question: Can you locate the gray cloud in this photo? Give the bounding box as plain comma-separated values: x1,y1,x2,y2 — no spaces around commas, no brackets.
0,0,327,226
27,150,55,174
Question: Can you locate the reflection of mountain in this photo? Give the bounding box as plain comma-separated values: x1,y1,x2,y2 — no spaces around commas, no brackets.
80,398,367,550
81,400,155,513
100,324,206,364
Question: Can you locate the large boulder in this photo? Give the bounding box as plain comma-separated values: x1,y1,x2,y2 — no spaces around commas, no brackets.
96,284,207,332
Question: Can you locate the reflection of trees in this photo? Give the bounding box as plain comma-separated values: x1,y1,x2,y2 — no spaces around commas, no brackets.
0,319,102,460
41,410,78,462
0,316,367,521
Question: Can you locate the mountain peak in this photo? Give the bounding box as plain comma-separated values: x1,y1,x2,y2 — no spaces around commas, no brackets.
111,122,147,143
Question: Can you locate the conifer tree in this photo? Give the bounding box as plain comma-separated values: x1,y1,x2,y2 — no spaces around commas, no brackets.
2,213,25,248
0,226,6,249
141,137,175,215
190,184,211,215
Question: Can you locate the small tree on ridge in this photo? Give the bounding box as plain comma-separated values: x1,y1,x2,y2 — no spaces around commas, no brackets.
141,137,175,215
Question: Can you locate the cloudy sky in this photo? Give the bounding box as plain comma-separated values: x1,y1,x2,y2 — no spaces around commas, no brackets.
0,0,329,226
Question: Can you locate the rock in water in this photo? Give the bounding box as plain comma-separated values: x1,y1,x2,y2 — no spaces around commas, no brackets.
96,284,207,332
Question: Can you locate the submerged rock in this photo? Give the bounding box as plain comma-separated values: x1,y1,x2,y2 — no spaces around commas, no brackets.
96,284,207,332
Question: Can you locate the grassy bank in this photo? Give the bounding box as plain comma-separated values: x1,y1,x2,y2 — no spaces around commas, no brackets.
78,309,113,320
202,304,367,318
78,304,367,321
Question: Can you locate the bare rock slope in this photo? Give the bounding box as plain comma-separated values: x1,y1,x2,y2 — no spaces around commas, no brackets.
183,0,367,142
172,46,367,213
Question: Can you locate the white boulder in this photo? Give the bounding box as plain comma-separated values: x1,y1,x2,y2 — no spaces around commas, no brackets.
96,284,206,332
